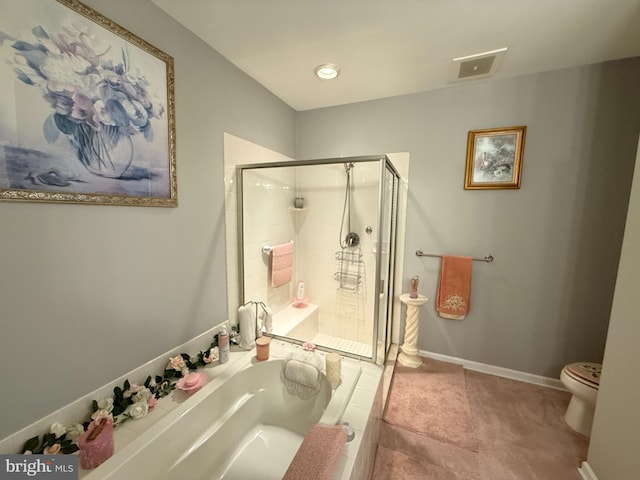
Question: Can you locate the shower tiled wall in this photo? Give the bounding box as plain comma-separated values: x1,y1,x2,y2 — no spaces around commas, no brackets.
242,167,296,310
297,163,379,346
223,134,294,326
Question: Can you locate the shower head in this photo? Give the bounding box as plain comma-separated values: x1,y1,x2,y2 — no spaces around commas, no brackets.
344,162,355,173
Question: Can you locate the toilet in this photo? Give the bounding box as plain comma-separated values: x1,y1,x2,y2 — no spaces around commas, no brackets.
560,362,601,436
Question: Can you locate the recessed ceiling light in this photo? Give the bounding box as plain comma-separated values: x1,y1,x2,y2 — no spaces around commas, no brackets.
314,63,341,80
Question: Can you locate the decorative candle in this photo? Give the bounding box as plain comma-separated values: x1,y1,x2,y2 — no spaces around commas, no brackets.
325,352,342,389
256,336,271,361
78,417,114,470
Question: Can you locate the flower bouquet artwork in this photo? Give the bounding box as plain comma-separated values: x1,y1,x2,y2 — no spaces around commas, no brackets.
0,0,176,206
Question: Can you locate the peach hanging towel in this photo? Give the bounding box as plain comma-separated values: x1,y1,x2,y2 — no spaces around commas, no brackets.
270,241,294,288
436,255,473,320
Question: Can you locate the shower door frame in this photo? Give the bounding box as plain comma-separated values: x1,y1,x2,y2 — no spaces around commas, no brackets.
236,154,400,363
376,159,399,364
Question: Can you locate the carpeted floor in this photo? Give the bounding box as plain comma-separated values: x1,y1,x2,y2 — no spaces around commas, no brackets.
372,357,589,480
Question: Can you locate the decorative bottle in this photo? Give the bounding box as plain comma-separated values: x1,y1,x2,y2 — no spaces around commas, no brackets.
409,275,420,299
218,328,230,364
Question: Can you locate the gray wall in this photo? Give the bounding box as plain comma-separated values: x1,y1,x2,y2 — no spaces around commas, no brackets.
0,0,295,439
296,58,640,377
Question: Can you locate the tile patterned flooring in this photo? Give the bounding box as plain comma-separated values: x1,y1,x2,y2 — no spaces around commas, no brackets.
312,332,373,358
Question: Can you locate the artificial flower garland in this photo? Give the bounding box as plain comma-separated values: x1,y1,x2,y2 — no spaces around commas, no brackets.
19,333,223,455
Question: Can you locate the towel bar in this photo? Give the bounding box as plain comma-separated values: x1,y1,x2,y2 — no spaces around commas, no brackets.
262,240,293,255
416,250,493,263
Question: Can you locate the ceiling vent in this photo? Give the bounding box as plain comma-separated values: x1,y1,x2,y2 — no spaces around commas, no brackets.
448,47,507,83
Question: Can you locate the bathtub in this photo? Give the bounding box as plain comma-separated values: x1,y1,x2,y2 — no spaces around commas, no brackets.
83,351,361,480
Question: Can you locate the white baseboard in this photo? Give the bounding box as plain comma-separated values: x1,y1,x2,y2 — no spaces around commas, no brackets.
578,461,599,480
419,350,566,391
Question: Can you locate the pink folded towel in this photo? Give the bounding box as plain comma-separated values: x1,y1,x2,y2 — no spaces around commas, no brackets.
270,241,294,288
436,255,473,320
283,423,347,480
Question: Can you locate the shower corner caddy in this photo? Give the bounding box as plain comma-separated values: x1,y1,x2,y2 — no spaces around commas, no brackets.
334,248,363,292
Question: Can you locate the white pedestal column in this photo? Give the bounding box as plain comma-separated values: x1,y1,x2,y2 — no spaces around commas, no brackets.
398,293,428,368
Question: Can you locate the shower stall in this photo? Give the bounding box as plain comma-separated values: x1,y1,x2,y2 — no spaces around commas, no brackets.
237,155,399,363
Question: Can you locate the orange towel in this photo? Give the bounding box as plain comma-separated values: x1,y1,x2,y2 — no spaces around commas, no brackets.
283,423,347,480
436,255,473,320
270,242,294,288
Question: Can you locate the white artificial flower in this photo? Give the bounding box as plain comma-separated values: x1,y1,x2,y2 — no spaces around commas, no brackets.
204,347,219,364
125,400,149,420
66,423,85,440
96,397,114,413
132,386,152,403
49,422,66,438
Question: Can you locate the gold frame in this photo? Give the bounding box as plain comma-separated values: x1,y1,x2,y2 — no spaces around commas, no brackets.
464,126,526,190
0,0,177,206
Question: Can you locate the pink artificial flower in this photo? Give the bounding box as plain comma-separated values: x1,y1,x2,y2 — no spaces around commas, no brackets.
44,444,61,455
168,355,186,371
123,383,140,398
90,410,113,425
303,342,316,351
147,397,158,410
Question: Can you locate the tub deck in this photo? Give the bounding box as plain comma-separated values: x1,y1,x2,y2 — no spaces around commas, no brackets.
80,340,377,480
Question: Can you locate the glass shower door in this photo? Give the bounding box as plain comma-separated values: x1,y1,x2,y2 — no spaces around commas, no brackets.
237,156,399,363
374,160,398,363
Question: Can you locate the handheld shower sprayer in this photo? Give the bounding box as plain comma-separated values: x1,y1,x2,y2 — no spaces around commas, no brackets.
340,162,360,248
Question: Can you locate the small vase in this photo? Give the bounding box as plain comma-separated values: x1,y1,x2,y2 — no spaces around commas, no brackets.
68,124,133,179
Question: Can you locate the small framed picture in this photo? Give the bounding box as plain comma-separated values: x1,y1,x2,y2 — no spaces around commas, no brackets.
464,126,526,190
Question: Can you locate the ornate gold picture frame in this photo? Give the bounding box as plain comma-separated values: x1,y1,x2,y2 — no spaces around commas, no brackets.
464,126,526,190
0,0,177,206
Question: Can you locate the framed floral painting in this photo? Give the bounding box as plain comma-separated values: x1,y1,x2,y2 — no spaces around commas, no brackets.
0,0,176,206
464,126,526,190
